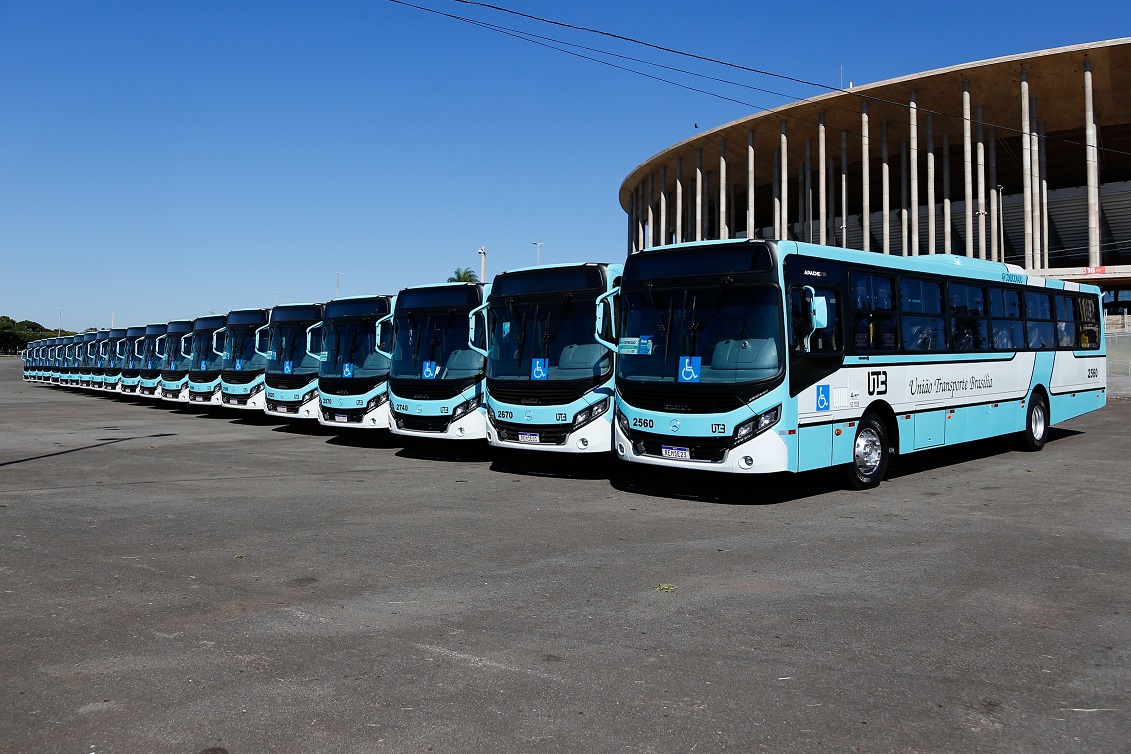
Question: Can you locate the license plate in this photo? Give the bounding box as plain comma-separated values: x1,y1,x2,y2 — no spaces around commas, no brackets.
276,405,288,413
228,398,238,404
661,445,690,460
518,432,539,444
334,414,348,423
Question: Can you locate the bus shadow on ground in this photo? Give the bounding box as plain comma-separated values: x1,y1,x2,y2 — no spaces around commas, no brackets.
489,449,617,480
227,413,289,427
887,427,1082,480
608,464,845,505
322,430,406,449
394,437,495,464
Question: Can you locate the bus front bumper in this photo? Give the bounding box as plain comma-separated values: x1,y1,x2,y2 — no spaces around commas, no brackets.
613,421,790,474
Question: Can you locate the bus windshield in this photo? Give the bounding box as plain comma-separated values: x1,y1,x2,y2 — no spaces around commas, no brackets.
487,292,609,381
321,318,390,379
390,307,483,381
224,325,266,372
190,331,224,372
617,282,783,384
268,323,321,376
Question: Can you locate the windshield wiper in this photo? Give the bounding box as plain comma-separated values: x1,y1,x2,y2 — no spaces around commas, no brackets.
689,276,734,353
425,308,458,365
541,293,573,358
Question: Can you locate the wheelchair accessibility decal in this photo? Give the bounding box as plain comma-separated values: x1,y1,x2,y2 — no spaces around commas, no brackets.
422,361,438,380
677,356,701,383
283,360,293,375
531,358,548,381
816,384,831,412
342,363,353,378
234,358,243,371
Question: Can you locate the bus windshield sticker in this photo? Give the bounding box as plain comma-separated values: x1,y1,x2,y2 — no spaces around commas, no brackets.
531,358,548,380
342,363,353,378
678,356,701,383
816,384,831,411
422,361,438,379
235,359,243,371
618,336,654,355
283,360,293,375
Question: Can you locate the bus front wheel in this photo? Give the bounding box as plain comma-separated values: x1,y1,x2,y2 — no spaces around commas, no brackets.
1020,394,1048,452
848,413,890,490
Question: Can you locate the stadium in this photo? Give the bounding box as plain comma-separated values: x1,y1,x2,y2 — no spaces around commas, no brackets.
619,38,1131,321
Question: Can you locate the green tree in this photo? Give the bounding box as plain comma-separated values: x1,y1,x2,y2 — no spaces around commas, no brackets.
447,267,478,283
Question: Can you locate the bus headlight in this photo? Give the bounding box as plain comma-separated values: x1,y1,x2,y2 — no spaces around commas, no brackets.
731,404,781,447
573,397,610,428
366,393,387,411
451,394,482,421
615,407,630,436
303,389,319,404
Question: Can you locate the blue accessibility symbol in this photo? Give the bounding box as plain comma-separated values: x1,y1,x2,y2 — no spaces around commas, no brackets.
235,358,243,371
342,363,353,378
816,384,831,412
283,360,293,375
677,355,701,383
531,358,548,380
422,361,438,379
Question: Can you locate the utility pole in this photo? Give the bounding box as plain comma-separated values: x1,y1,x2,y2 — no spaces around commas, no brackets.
478,247,486,283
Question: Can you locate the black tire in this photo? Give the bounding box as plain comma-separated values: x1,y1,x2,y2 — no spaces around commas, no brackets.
848,413,890,490
1020,393,1049,452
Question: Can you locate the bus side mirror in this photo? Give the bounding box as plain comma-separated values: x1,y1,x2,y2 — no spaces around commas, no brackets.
801,286,828,353
374,315,392,359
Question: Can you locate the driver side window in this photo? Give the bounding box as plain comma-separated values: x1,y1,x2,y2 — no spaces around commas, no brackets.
789,287,841,354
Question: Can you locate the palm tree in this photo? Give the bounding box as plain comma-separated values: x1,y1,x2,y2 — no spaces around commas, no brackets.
447,267,479,283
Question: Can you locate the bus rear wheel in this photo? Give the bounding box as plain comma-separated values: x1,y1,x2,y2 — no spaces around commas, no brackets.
848,413,890,490
1020,393,1048,452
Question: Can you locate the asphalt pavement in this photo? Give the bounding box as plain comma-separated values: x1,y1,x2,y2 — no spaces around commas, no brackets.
1,358,1128,753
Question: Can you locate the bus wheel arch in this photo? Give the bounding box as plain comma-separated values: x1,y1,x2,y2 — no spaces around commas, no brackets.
848,402,896,490
1021,386,1050,452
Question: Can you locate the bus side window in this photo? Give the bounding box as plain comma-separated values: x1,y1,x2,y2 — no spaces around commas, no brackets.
900,278,946,352
1077,295,1100,349
849,273,896,352
948,283,989,352
989,287,1024,350
1025,291,1054,350
789,288,841,354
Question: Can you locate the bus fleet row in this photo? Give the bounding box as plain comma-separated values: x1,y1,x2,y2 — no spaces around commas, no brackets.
21,240,1108,489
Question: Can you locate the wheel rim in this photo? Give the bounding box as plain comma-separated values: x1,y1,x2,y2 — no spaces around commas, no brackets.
854,427,883,477
1031,403,1047,442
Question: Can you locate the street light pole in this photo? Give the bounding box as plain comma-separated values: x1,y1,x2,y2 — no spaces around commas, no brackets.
533,242,543,265
478,247,486,283
334,272,341,300
57,308,62,336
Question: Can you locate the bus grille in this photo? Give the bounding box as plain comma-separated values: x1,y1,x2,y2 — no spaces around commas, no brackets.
493,420,570,445
394,413,452,432
266,372,319,390
616,382,747,414
389,378,467,401
161,369,188,381
188,370,221,383
487,382,584,406
628,428,730,462
221,370,262,385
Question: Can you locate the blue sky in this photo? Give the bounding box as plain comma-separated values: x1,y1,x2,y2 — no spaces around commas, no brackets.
2,0,1127,331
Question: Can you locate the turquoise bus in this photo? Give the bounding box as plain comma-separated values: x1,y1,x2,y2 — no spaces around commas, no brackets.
613,239,1106,489
159,319,196,402
388,282,490,440
261,303,324,420
186,315,228,404
100,328,129,392
218,308,270,410
312,295,396,429
137,323,168,398
87,330,111,389
480,262,621,454
77,331,99,387
118,326,148,395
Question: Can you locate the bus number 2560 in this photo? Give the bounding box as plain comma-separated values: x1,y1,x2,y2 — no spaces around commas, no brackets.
632,417,654,428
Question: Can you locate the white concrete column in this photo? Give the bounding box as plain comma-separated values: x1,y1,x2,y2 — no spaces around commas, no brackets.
695,149,703,242
963,80,973,257
943,134,952,254
805,139,813,242
910,91,919,255
882,121,890,254
827,153,835,245
1085,60,1100,267
675,158,683,244
989,128,999,262
646,174,654,249
773,146,781,239
862,104,870,251
977,105,986,260
719,140,728,239
1039,121,1049,268
627,185,636,254
818,113,827,245
780,122,789,239
747,130,755,239
1021,72,1033,268
702,167,711,241
1030,97,1042,266
798,160,805,242
900,141,909,256
659,166,668,246
927,114,936,254
841,130,849,247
